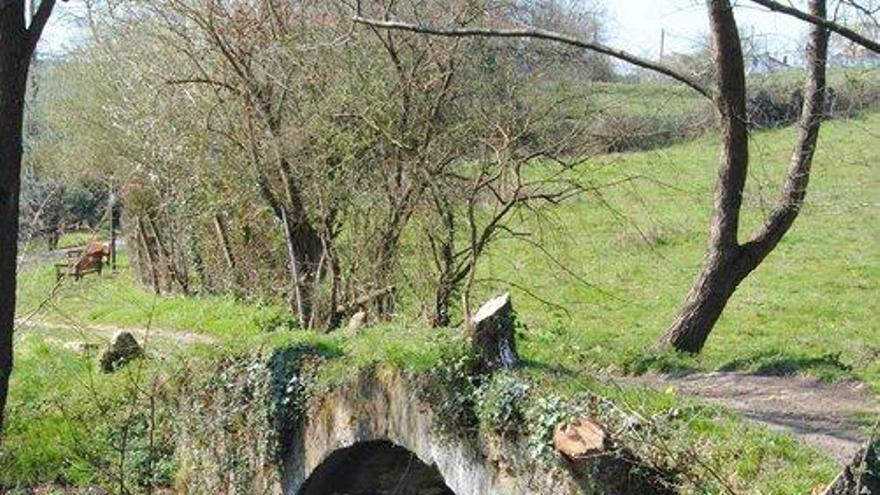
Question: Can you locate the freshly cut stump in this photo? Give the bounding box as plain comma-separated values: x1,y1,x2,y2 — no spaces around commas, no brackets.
554,417,607,460
469,293,519,372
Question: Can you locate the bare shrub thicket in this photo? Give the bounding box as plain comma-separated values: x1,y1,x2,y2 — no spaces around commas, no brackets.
35,0,605,330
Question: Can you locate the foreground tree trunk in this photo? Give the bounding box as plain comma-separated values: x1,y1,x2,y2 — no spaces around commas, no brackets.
0,21,28,434
661,0,829,352
279,206,323,328
0,0,58,433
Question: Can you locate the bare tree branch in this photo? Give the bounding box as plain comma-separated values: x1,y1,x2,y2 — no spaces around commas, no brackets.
745,0,831,261
750,0,880,53
351,16,712,99
165,77,240,93
26,0,62,52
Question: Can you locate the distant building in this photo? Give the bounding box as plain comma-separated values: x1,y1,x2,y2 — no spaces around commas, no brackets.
749,52,791,75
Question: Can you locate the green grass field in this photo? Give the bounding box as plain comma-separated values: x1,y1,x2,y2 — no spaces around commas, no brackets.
479,111,879,392
6,112,878,494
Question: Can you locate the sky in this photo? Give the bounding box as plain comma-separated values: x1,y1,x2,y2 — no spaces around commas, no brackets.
33,0,86,53
36,0,811,58
604,0,809,58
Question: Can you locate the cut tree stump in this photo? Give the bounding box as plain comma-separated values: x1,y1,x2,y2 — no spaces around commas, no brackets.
469,292,519,372
554,417,607,460
553,417,675,495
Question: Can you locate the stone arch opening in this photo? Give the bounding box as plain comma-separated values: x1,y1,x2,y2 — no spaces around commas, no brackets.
297,440,456,495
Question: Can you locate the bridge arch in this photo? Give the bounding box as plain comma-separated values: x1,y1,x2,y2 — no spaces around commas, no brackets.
297,440,454,495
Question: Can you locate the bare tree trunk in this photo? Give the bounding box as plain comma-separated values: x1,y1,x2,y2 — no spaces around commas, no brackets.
663,250,753,352
661,0,829,352
0,25,28,434
320,241,343,330
212,212,241,292
213,213,236,272
431,204,456,328
136,217,162,295
0,0,57,433
277,205,322,328
146,214,190,295
45,184,63,251
280,208,307,326
189,233,210,293
109,190,119,272
661,1,750,352
373,234,401,319
432,282,454,328
255,166,324,328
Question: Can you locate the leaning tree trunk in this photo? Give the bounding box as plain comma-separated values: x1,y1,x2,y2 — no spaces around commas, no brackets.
661,0,829,353
278,206,323,328
663,249,753,352
135,217,162,295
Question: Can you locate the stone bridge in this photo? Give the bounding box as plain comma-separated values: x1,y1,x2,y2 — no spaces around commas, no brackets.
177,359,671,495
177,297,670,495
281,371,584,495
263,364,676,495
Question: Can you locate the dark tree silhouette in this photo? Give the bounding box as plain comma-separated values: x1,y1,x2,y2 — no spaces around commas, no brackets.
0,0,60,432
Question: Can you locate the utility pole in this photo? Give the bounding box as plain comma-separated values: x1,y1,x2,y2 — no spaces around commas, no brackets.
109,188,119,273
659,28,666,60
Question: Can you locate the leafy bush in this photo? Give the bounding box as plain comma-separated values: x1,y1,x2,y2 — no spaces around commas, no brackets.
415,350,480,434
0,343,179,492
587,111,711,153
474,373,531,435
62,179,108,229
253,308,301,333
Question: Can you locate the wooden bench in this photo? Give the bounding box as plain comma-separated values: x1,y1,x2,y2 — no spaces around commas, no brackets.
55,243,110,281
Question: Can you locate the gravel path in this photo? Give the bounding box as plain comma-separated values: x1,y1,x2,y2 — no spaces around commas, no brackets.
16,318,216,347
620,371,879,463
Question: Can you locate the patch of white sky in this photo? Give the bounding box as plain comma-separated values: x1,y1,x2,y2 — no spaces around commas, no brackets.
604,0,810,61
37,0,811,60
32,0,88,54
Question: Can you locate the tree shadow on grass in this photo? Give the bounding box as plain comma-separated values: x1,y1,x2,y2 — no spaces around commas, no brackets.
619,349,701,378
519,357,578,377
718,350,854,381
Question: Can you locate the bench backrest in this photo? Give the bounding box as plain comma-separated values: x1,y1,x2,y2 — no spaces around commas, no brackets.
74,242,110,272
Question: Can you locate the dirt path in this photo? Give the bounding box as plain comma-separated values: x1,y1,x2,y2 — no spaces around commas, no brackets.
16,318,216,347
620,372,879,463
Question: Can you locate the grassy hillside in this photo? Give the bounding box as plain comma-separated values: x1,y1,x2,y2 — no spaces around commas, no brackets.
6,112,877,494
545,67,880,152
483,111,880,390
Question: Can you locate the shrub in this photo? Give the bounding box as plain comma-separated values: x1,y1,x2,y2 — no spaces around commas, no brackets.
474,373,531,435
